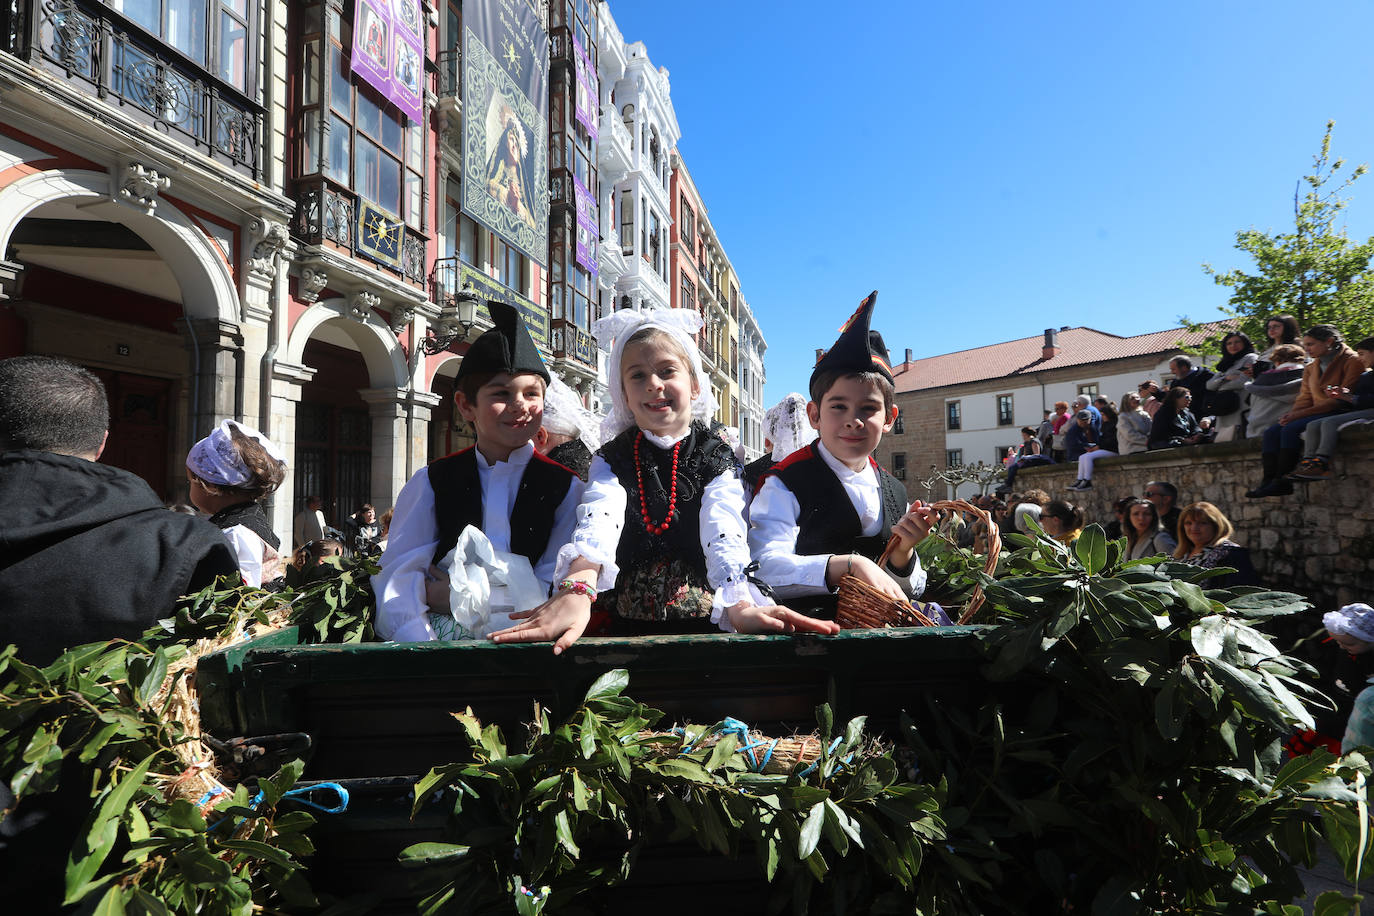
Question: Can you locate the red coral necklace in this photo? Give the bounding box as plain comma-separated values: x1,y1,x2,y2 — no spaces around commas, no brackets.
634,431,681,536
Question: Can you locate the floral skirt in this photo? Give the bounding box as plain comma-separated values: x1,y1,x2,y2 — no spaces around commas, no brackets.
603,556,713,626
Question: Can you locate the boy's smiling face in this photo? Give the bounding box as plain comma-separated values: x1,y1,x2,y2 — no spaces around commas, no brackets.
456,372,545,463
806,375,896,471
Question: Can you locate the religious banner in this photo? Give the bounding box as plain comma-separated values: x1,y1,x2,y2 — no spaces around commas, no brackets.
572,173,597,280
571,33,597,141
462,0,549,267
355,201,404,270
350,0,425,125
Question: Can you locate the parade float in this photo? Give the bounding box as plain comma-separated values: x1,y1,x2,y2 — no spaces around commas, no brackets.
3,523,1371,915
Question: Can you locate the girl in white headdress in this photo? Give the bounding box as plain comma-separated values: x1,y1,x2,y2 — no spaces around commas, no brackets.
186,420,288,589
492,308,838,652
742,392,817,497
1325,603,1374,752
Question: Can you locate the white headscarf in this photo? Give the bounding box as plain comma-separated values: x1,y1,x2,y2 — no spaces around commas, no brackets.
542,372,602,452
1324,603,1374,644
186,419,287,487
764,392,817,462
592,307,719,442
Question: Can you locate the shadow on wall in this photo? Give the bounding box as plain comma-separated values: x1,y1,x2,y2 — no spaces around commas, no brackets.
1018,428,1374,612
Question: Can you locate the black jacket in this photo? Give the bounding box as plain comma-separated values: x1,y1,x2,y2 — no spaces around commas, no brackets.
1148,407,1202,450
0,450,240,665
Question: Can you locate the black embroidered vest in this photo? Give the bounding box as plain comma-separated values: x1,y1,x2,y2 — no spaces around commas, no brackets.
427,447,575,566
768,444,907,619
208,501,280,551
598,422,736,590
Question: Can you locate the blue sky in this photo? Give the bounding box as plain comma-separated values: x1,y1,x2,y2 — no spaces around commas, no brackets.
606,1,1374,407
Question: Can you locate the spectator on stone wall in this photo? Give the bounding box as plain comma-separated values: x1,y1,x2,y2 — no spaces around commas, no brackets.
1244,344,1307,439
1258,314,1302,364
1148,387,1208,450
1048,401,1071,461
1117,391,1152,455
1246,325,1365,498
1169,355,1214,405
1173,501,1259,587
1000,425,1053,493
1138,380,1165,418
1287,336,1374,482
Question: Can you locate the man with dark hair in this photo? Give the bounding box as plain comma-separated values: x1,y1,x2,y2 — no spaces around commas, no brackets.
0,355,240,663
0,356,240,911
1144,480,1181,540
1169,356,1213,407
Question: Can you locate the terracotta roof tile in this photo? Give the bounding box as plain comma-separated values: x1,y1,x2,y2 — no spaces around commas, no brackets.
890,322,1232,393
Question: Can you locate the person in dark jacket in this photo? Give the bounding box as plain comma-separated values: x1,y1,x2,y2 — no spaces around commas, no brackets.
0,356,240,664
1148,387,1207,449
0,355,240,914
1169,355,1214,405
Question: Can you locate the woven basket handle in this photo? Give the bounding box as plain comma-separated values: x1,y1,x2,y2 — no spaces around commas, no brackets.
875,533,901,569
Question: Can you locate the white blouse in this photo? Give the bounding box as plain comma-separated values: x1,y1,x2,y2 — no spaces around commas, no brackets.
554,428,764,632
373,442,584,642
748,440,926,600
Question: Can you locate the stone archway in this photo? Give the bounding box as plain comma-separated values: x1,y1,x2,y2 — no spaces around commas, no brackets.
0,168,239,323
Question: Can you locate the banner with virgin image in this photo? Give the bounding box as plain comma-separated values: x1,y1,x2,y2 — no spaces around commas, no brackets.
571,33,597,140
573,173,597,280
350,0,424,125
461,0,549,268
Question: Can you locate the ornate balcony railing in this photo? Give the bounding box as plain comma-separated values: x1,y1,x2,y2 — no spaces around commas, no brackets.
295,180,426,286
436,49,459,98
7,0,262,177
551,318,595,367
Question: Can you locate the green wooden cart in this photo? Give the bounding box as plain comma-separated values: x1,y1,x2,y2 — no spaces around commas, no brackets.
196,627,988,909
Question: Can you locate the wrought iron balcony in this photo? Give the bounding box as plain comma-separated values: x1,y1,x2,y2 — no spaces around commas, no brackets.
436,49,459,98
294,180,427,286
551,318,595,367
6,0,262,178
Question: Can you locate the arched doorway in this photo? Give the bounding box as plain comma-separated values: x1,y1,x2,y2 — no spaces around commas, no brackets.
296,336,374,530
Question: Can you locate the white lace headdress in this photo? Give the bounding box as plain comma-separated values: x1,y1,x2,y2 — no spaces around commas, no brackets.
1325,603,1374,644
186,419,287,486
542,372,602,452
592,307,719,442
765,392,817,461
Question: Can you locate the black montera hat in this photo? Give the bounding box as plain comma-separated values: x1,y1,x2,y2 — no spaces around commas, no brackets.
455,300,550,385
810,291,894,386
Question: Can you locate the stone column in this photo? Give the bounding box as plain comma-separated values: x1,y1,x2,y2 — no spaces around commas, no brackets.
360,386,443,509
181,317,244,450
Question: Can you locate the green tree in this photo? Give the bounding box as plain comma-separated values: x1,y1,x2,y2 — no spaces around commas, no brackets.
1195,121,1374,348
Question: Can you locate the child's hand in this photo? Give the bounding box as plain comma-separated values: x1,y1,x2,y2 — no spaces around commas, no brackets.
891,501,936,554
489,590,593,655
727,601,841,635
424,565,450,613
828,554,904,602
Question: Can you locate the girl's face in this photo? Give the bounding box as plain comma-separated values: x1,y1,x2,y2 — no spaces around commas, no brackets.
621,338,699,438
1267,320,1285,342
1335,632,1373,655
1303,335,1333,359
1183,515,1218,548
1129,504,1154,533
1225,336,1245,355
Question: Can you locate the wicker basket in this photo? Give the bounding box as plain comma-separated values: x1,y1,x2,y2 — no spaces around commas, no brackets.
836,498,1000,629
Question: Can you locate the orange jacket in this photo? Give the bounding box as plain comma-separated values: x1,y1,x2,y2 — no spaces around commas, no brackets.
1293,344,1365,412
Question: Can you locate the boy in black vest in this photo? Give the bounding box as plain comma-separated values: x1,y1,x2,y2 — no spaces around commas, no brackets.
748,292,939,620
374,302,583,641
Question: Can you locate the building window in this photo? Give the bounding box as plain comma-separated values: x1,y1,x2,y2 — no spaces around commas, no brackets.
997,394,1014,426
680,272,695,312
115,0,254,93
946,449,962,468
1078,383,1099,397
620,190,634,252
892,452,906,480
946,400,961,431
893,408,904,435
679,196,695,249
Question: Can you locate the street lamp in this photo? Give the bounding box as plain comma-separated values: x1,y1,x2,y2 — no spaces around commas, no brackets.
422,283,481,355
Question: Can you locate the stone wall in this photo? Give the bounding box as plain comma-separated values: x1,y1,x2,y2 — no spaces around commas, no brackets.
1017,427,1374,611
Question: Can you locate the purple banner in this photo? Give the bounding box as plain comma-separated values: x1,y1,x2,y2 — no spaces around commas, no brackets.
351,0,424,125
573,173,598,280
571,33,598,141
